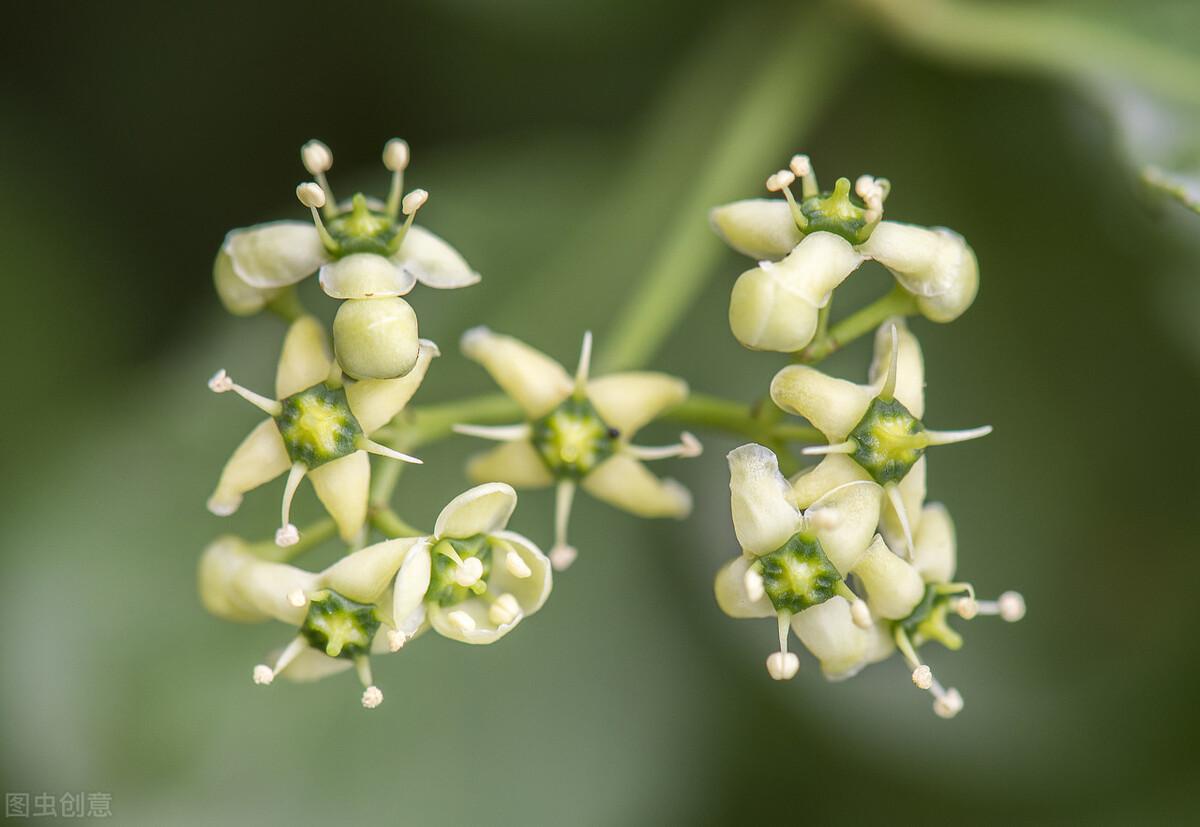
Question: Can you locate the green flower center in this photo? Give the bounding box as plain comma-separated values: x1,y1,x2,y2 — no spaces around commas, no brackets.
758,532,842,614
895,585,966,651
275,383,363,468
531,396,619,479
428,535,494,607
300,589,380,658
326,193,401,256
847,396,926,485
799,177,879,245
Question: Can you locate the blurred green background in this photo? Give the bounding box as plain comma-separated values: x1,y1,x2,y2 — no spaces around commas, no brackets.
2,1,1199,824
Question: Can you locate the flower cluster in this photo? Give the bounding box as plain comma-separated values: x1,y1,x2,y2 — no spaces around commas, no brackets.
199,140,701,706
709,155,1022,717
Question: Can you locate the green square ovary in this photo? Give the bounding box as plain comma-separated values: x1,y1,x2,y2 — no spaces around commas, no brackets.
759,533,841,614
275,384,363,468
531,396,618,479
300,590,380,659
849,397,925,485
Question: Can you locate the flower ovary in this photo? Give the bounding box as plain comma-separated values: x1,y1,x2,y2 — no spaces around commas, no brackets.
300,589,381,658
759,532,842,614
275,384,364,468
531,396,619,479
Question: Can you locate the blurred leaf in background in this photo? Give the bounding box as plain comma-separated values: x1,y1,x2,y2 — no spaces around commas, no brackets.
1,1,1198,825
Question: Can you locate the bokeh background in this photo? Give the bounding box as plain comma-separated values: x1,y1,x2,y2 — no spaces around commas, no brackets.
2,1,1199,823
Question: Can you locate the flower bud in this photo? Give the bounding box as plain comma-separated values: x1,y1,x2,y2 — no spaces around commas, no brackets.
728,232,863,352
858,221,979,322
851,535,925,620
710,198,803,260
333,297,420,380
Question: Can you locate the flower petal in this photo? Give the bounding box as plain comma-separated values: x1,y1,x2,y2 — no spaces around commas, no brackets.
770,365,874,442
858,221,979,323
789,454,871,510
275,315,334,399
911,502,957,584
391,539,433,631
207,419,289,516
307,451,369,542
394,224,481,289
489,530,553,615
586,372,688,436
320,536,421,605
198,536,262,622
791,596,870,681
868,316,925,418
850,535,925,620
224,221,328,289
214,248,278,316
807,480,883,574
345,339,439,434
465,439,555,488
232,556,320,625
428,600,512,644
460,326,573,418
434,482,518,539
714,555,775,619
318,252,416,299
726,443,800,556
276,647,354,683
709,198,803,260
581,454,692,519
880,456,925,552
728,262,821,353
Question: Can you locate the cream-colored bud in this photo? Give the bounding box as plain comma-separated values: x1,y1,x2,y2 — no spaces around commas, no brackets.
851,536,925,620
858,221,979,322
332,297,420,380
301,140,333,174
296,182,326,209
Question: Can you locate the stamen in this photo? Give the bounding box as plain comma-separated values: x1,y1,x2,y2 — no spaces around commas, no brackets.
912,664,933,690
574,330,594,394
505,550,532,579
885,482,915,559
922,425,994,446
802,440,857,456
932,685,964,719
252,664,274,685
287,589,308,609
361,686,384,709
744,565,765,602
300,139,337,218
953,596,979,619
624,432,702,461
254,635,307,685
855,174,888,224
447,609,476,633
276,462,306,547
387,629,409,651
768,166,808,231
973,590,1027,622
488,593,521,626
359,437,423,465
402,189,427,215
383,138,410,218
453,556,484,588
766,612,800,680
207,369,283,416
789,153,818,198
550,480,578,571
451,422,532,442
894,626,933,689
836,582,872,629
879,323,900,402
296,182,339,251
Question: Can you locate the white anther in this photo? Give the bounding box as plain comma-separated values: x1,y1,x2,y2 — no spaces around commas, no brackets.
807,507,840,531
850,599,872,629
744,567,765,603
447,610,476,633
488,593,521,626
505,550,532,579
679,431,703,458
549,544,578,571
999,591,1026,622
401,188,428,215
765,173,783,192
954,597,979,620
207,369,233,393
789,154,811,177
933,687,964,719
296,182,326,209
287,589,307,608
301,140,333,174
454,556,484,587
387,630,408,652
774,169,796,188
912,664,933,690
361,685,384,709
855,174,883,204
275,524,300,548
766,651,800,681
252,664,274,685
383,138,410,172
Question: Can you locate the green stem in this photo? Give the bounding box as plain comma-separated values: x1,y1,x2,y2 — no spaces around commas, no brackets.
663,393,822,444
597,11,854,372
246,517,337,562
370,506,426,538
797,285,917,363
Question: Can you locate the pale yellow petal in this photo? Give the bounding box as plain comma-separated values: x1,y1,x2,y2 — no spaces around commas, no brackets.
394,224,481,289
207,419,289,516
345,339,438,434
465,440,554,488
308,451,369,542
224,221,328,289
460,326,572,418
851,535,925,620
319,252,416,299
434,482,518,539
880,456,925,552
319,537,420,604
769,365,874,442
791,596,870,681
214,248,278,316
709,198,803,260
275,315,334,399
392,540,433,633
790,454,870,510
582,454,691,519
807,480,883,574
714,555,775,619
726,443,800,556
586,372,687,436
912,502,957,584
868,316,925,418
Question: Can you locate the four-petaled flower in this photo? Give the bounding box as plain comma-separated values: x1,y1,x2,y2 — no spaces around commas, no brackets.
213,138,480,379
454,327,702,569
207,315,436,547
